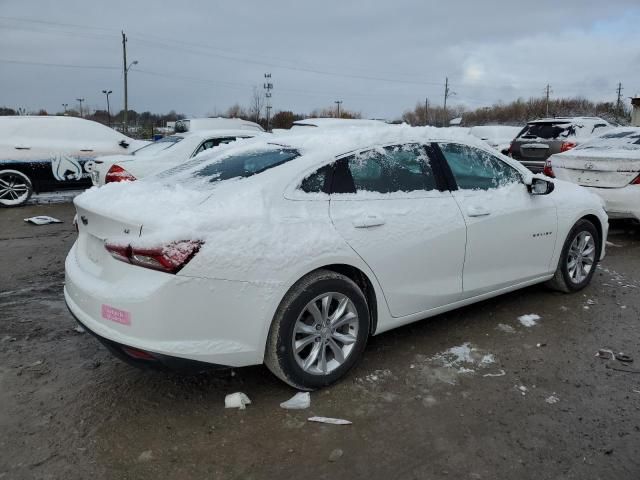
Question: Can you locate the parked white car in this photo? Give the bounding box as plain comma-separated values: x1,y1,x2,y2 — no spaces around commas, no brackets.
65,126,607,389
548,127,640,221
469,125,522,155
174,117,264,133
89,129,262,186
0,116,147,206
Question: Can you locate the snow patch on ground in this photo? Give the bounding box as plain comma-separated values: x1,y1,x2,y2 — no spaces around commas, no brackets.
518,314,541,327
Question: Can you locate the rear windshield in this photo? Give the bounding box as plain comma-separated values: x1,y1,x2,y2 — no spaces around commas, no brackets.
158,145,300,185
517,123,574,140
133,135,182,156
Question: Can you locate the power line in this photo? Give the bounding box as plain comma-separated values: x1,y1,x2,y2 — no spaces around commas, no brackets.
0,58,119,70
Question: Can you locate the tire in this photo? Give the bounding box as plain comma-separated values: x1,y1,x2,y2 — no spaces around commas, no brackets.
546,219,600,293
264,269,370,390
0,169,33,207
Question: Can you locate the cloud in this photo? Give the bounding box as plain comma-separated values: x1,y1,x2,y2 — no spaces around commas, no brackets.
0,0,638,118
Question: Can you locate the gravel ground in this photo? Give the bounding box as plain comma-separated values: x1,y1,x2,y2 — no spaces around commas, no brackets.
1,203,639,480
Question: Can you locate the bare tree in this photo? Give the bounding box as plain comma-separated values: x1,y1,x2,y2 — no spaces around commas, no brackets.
248,87,264,124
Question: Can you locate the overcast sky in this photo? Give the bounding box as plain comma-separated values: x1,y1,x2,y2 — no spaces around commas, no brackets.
1,0,639,119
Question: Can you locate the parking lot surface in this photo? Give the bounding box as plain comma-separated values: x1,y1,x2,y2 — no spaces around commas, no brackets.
1,202,640,479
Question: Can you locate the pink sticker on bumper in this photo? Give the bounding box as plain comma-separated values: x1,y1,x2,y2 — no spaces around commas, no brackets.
101,304,131,326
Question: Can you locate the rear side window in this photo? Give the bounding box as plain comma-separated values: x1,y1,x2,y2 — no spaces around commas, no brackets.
342,144,436,194
193,137,239,157
439,143,521,191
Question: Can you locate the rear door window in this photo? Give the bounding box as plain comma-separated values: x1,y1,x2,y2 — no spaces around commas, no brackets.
439,143,521,190
333,144,437,194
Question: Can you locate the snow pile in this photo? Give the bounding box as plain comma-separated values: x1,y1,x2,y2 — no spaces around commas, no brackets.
518,314,540,327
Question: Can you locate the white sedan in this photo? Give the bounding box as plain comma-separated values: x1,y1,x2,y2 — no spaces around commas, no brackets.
89,129,262,186
547,127,640,221
65,126,608,389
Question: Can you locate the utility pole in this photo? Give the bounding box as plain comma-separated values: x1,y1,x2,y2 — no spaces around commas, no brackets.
62,103,68,114
425,97,429,126
616,82,624,118
544,84,552,117
121,31,138,135
443,77,454,126
102,89,112,127
334,100,343,118
263,73,273,131
76,98,85,117
122,31,128,133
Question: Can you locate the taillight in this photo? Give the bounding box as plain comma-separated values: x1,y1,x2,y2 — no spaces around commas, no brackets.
104,240,203,274
560,142,576,153
105,164,136,183
543,159,555,178
630,175,640,185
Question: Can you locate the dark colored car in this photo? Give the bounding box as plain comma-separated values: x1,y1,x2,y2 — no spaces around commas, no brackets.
0,116,147,207
509,117,612,173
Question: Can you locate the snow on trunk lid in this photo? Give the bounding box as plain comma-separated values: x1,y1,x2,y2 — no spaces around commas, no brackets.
553,154,640,188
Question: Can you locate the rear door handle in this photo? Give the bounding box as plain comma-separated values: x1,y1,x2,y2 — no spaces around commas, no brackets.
353,214,386,228
467,206,491,217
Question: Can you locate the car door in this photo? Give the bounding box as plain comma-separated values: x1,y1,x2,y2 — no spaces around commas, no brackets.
328,143,467,318
436,142,558,297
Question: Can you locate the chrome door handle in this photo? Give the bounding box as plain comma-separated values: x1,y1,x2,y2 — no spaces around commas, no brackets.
467,206,491,217
353,215,386,228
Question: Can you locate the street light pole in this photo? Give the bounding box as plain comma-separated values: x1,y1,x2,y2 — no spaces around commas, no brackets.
334,100,343,118
76,98,85,118
122,31,138,134
102,90,112,127
62,103,68,114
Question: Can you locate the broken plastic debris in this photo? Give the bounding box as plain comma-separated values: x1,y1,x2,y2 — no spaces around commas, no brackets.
280,392,310,410
482,369,506,377
224,392,251,410
73,325,85,333
517,385,528,396
308,416,352,425
24,216,63,225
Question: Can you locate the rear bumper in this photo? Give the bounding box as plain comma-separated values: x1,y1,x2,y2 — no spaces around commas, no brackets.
587,186,640,221
64,242,280,368
67,303,226,372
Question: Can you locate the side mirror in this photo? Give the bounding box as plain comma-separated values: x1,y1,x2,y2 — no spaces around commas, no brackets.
528,177,554,195
119,140,130,149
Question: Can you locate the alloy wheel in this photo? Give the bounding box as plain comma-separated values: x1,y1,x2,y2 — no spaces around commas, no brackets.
292,292,359,375
567,231,596,284
0,172,31,205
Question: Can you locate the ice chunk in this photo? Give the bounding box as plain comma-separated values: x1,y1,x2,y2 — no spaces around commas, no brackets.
224,392,251,410
280,392,310,410
518,314,540,327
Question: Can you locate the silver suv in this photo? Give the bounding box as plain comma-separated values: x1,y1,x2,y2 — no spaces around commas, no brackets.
509,117,612,173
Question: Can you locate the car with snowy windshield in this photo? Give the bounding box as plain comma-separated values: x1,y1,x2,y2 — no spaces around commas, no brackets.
0,116,147,207
65,126,608,389
509,117,612,173
547,127,640,222
89,129,263,186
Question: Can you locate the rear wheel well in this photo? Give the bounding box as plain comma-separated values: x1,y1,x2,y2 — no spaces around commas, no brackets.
580,214,603,252
314,264,378,336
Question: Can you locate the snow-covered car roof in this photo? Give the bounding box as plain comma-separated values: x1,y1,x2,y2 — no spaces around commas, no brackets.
527,117,610,126
292,118,387,129
0,115,141,148
174,118,264,133
171,129,264,140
